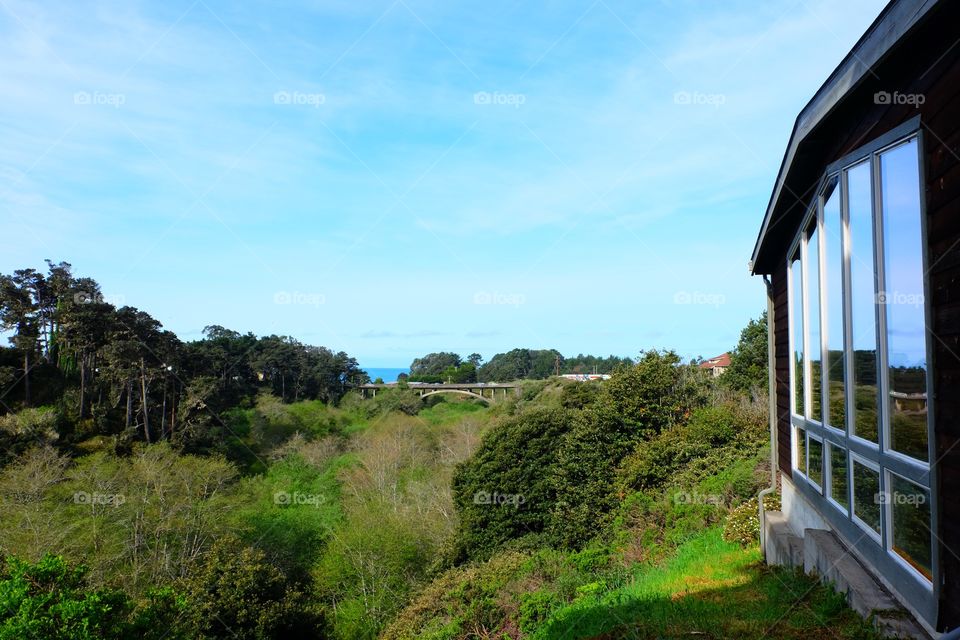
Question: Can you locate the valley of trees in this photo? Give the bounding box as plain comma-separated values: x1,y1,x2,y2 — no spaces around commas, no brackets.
0,265,878,639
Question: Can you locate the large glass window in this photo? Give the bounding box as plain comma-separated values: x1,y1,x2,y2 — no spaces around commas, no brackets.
790,250,804,417
852,457,881,536
786,131,933,596
847,160,880,443
878,139,928,461
807,224,823,424
822,183,846,431
888,472,932,580
829,444,848,509
808,434,824,488
795,426,807,476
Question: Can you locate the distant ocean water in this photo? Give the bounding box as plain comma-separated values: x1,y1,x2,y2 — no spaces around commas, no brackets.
363,367,409,383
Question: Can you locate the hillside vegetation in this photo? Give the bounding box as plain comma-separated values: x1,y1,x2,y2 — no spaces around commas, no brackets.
0,303,880,639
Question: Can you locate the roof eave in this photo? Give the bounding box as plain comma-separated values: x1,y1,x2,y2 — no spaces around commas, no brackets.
750,0,938,276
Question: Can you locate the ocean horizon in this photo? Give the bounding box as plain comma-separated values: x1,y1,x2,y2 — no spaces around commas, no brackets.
363,367,409,383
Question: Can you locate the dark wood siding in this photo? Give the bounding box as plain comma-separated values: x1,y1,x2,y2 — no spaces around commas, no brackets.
924,56,960,633
772,261,791,479
763,2,960,629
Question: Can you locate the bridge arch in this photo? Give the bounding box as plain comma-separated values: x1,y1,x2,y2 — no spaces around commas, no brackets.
419,389,492,404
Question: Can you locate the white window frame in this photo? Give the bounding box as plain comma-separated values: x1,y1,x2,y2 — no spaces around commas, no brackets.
885,469,934,590
850,451,882,544
825,441,850,516
784,118,937,611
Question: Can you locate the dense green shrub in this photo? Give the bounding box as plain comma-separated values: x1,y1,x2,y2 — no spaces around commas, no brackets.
232,452,345,582
379,552,529,640
452,407,575,561
617,400,765,495
559,380,601,410
594,350,708,435
180,536,322,639
0,554,181,640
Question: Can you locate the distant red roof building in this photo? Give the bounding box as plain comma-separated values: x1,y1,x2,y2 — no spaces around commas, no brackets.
699,353,731,377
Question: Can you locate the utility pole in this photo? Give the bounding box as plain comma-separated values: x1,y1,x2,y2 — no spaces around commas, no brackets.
555,354,560,377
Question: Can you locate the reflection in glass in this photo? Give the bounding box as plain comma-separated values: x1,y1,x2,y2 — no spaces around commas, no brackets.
846,161,879,442
790,251,805,417
880,139,928,461
808,436,823,487
823,184,846,431
830,445,848,508
890,472,932,580
852,459,880,534
807,225,823,423
796,427,807,475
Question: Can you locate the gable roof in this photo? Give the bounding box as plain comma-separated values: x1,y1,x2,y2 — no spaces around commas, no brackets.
750,0,939,275
699,353,731,369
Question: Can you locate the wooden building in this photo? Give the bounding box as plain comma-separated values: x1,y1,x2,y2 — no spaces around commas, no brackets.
750,0,960,634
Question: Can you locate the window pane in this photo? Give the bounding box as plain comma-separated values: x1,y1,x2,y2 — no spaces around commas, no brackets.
808,436,823,487
796,427,807,475
852,459,880,534
879,139,928,461
807,225,823,423
823,184,846,430
790,250,805,417
846,161,879,443
830,445,848,508
889,472,932,580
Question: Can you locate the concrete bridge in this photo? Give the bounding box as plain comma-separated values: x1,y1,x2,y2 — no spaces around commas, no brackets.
358,382,520,404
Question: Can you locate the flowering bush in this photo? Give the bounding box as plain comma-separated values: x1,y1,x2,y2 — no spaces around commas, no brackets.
722,494,781,546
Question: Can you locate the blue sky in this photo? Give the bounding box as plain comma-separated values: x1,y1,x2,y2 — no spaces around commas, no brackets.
0,0,887,368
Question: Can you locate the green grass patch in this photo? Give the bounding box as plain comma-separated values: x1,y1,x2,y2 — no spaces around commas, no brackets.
532,527,881,640
417,399,486,425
